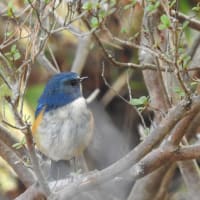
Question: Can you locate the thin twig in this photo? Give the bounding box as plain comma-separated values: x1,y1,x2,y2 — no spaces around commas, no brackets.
103,25,174,66
37,53,58,74
126,69,133,101
86,88,100,104
27,0,49,33
173,0,190,98
171,10,200,31
146,12,171,110
187,34,200,60
101,63,131,105
81,16,164,71
47,45,60,72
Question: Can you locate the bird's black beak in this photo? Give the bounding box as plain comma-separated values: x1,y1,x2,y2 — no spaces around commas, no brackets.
80,76,88,82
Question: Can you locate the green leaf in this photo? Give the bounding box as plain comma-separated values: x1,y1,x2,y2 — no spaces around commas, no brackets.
174,87,185,98
146,1,160,12
144,127,150,136
190,81,198,89
7,1,15,17
11,44,17,52
178,53,191,69
169,0,176,8
110,0,117,7
82,2,93,10
0,83,12,101
124,4,132,10
182,21,189,30
160,14,170,26
124,0,137,10
158,24,167,30
158,14,171,30
11,45,21,60
6,44,21,61
192,7,200,12
7,8,13,17
130,96,149,106
5,31,13,37
99,9,106,20
90,17,99,28
12,137,26,150
121,27,127,33
183,55,191,69
192,3,200,12
13,52,21,60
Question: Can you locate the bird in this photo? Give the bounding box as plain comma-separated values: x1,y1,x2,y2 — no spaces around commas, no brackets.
32,72,94,163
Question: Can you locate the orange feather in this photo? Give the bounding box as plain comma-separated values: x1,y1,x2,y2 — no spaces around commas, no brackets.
32,108,45,134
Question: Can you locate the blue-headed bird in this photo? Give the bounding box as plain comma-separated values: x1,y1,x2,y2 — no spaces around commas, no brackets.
32,72,93,163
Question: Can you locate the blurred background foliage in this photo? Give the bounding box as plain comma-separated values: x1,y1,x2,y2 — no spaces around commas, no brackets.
0,0,199,199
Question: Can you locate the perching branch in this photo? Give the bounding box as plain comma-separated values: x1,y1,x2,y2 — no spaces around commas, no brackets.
51,96,194,200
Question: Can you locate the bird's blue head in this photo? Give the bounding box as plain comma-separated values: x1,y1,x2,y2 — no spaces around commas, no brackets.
35,72,86,117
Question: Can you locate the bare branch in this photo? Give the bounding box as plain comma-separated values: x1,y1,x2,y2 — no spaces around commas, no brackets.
130,143,200,181
154,164,177,200
14,183,46,200
0,124,27,158
37,53,58,74
0,139,35,187
165,104,200,146
178,137,200,200
171,10,200,31
71,34,92,74
52,96,192,199
4,98,51,197
187,34,200,60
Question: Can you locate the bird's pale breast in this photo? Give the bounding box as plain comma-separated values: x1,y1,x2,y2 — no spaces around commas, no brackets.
32,97,93,161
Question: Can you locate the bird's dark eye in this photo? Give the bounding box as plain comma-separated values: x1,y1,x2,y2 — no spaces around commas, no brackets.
62,79,80,87
70,79,79,86
63,80,70,86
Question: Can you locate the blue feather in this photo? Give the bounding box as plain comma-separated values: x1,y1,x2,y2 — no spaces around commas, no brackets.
35,72,82,117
